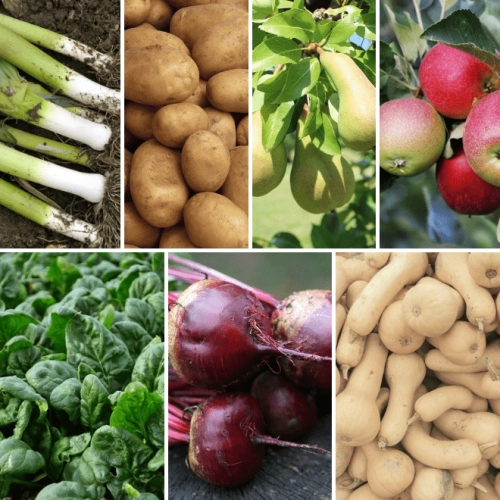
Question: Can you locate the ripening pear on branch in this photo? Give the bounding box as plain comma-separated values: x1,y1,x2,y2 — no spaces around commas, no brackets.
252,112,288,197
290,111,355,214
317,46,376,152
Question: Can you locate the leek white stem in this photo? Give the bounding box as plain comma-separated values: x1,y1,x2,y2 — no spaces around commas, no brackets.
0,142,105,203
0,177,101,246
0,25,119,113
0,14,115,73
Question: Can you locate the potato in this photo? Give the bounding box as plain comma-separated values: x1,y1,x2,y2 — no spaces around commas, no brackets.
124,23,189,54
184,192,248,248
236,115,248,146
125,45,199,106
170,4,247,50
152,103,209,148
181,130,230,192
125,148,133,200
125,128,141,151
130,139,189,228
159,224,198,248
168,0,248,9
207,69,248,113
145,0,174,30
192,16,248,79
125,102,159,141
125,0,151,27
124,202,161,247
180,79,208,107
220,146,248,214
204,107,236,151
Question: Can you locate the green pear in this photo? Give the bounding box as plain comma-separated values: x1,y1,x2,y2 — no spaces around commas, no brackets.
290,113,355,214
319,50,376,152
252,112,288,197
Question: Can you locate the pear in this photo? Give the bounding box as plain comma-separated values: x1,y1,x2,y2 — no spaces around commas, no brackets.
252,112,288,196
290,113,355,214
319,49,376,152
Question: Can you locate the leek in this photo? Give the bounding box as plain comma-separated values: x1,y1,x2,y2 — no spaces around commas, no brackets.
0,24,119,113
0,142,105,204
0,59,111,151
0,14,115,73
0,122,89,165
0,177,101,246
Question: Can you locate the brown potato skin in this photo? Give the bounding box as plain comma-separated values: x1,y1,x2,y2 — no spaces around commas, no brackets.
145,0,174,29
180,79,208,107
152,103,209,148
168,0,248,9
125,23,189,54
125,0,151,27
124,202,161,247
181,130,230,192
130,139,190,228
192,16,248,79
125,148,133,201
170,4,247,50
125,45,199,106
204,107,236,151
207,69,248,113
125,102,159,141
184,192,248,248
159,224,198,248
220,146,248,214
236,115,248,146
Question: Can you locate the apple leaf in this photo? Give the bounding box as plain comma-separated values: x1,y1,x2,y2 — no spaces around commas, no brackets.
421,10,500,72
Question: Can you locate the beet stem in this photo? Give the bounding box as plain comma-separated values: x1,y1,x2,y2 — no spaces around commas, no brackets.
250,430,331,454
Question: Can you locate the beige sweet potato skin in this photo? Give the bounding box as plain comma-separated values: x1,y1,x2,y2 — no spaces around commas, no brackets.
125,45,199,106
130,139,190,228
207,69,248,113
192,16,248,79
220,146,248,214
170,4,247,50
184,192,248,248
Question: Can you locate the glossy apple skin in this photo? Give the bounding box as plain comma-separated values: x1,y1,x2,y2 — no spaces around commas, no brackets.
380,98,446,177
419,43,499,119
436,148,500,215
463,90,500,187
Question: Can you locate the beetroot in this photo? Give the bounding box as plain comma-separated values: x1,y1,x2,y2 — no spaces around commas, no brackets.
168,279,331,390
188,392,329,487
251,371,317,440
272,289,332,392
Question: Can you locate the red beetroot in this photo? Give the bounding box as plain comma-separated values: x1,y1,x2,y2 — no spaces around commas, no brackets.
251,371,317,440
188,392,328,487
272,289,332,393
168,279,331,390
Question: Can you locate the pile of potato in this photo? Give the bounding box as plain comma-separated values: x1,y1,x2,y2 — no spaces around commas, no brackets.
124,0,249,248
336,252,500,499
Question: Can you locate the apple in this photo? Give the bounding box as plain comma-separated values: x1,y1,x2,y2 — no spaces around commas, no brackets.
436,148,500,215
419,43,500,119
463,90,500,187
380,97,446,177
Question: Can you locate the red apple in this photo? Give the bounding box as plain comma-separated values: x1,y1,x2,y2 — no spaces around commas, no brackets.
380,97,446,177
463,90,500,187
436,148,500,215
419,43,500,119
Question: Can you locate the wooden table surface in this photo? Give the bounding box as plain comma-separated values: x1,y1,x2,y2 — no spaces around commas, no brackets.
168,414,332,500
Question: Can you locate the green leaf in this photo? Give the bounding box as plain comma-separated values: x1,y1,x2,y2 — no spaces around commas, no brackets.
125,298,156,335
384,4,427,63
258,57,321,104
25,360,77,400
421,9,500,72
129,272,163,301
270,232,302,248
252,36,302,71
0,438,45,477
0,311,38,351
80,374,111,432
310,113,341,156
50,378,82,423
46,257,82,302
0,376,47,414
131,338,164,396
259,8,316,44
35,481,104,500
326,18,358,44
66,315,133,393
110,382,163,444
111,321,152,359
260,101,296,151
356,13,376,41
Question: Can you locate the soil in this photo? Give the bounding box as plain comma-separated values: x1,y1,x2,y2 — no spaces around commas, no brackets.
0,0,120,248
